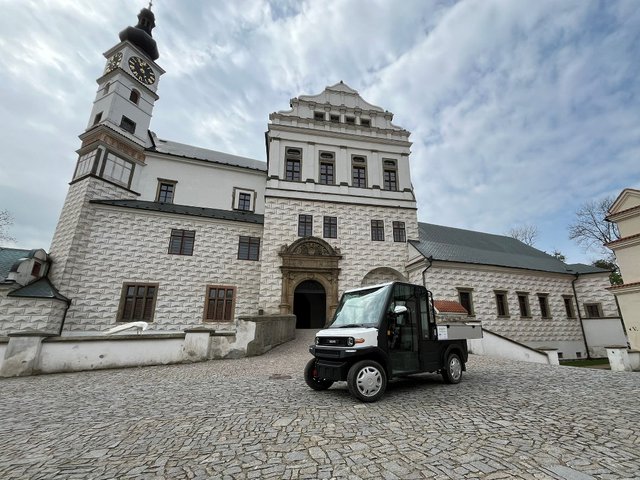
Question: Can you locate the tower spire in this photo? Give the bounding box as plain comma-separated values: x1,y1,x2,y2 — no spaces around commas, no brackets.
119,6,159,60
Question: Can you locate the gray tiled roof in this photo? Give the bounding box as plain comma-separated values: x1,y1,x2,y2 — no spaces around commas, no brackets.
148,133,267,172
90,200,264,224
8,278,69,302
566,263,610,275
410,223,608,275
0,247,31,283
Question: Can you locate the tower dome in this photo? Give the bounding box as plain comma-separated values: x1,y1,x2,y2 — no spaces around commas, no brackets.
118,7,159,60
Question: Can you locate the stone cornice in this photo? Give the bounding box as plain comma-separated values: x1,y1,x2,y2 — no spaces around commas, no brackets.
605,233,640,249
78,125,147,163
606,204,640,223
607,281,640,294
268,122,411,147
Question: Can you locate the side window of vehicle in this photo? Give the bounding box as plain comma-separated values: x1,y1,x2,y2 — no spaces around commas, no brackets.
419,288,429,339
390,284,418,351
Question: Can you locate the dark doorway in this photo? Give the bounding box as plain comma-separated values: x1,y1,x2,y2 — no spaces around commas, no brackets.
293,280,326,329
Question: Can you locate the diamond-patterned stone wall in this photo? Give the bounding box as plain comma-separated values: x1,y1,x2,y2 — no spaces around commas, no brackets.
258,198,418,313
409,264,613,346
59,203,263,333
0,290,66,335
574,273,619,318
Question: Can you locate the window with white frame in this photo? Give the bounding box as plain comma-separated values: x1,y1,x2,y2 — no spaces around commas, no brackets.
233,188,255,212
102,152,134,187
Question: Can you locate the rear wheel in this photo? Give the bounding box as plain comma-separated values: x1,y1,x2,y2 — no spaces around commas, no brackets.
304,359,333,391
347,360,387,402
441,352,463,384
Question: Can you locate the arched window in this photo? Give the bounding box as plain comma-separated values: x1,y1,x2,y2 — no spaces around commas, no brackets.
129,89,140,104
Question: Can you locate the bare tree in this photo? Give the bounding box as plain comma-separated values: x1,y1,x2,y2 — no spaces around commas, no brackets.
508,224,538,246
568,196,620,255
0,209,15,243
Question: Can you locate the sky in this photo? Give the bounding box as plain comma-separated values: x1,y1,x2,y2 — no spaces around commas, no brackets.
0,0,639,265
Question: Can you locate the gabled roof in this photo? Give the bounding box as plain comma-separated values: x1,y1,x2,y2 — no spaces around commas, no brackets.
148,132,266,172
608,188,640,216
410,223,608,275
8,277,69,302
90,199,264,224
0,247,32,283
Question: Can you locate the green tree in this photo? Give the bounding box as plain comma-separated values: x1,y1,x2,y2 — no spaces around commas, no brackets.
593,259,623,286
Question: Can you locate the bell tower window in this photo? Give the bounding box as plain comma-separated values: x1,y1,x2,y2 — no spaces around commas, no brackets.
129,89,140,104
120,116,136,134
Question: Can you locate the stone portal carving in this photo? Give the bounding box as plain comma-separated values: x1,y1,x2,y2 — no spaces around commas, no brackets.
279,237,341,326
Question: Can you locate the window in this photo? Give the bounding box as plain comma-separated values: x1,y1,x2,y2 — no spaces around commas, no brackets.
371,220,384,241
383,160,398,191
238,236,260,261
319,152,335,185
102,152,134,187
323,216,337,239
352,156,367,188
120,116,136,134
204,286,235,322
330,114,340,123
31,262,41,277
517,292,530,317
168,229,195,255
393,221,406,242
92,112,103,125
298,214,313,237
495,291,509,317
458,289,474,316
576,352,582,358
563,296,576,318
314,111,325,121
360,118,371,127
74,149,99,180
237,192,251,211
538,294,550,318
103,82,111,96
129,89,140,104
118,283,158,322
156,180,176,203
345,116,355,125
585,303,602,318
285,147,302,182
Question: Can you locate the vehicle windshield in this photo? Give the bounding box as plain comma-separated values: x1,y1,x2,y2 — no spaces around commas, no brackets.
329,284,391,329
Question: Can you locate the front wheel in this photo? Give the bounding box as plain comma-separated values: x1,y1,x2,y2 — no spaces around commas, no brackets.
347,360,387,402
441,352,463,384
304,359,334,391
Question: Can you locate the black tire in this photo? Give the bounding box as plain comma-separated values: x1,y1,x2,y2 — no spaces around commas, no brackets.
304,359,333,391
441,352,463,384
347,360,387,402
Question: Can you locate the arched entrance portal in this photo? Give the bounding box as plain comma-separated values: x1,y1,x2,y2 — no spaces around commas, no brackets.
293,280,326,329
279,237,342,327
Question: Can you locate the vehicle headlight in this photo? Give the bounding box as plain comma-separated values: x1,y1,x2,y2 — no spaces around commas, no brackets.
315,337,320,345
347,337,355,347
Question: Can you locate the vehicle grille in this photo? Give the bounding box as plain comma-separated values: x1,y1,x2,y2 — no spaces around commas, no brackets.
317,337,349,347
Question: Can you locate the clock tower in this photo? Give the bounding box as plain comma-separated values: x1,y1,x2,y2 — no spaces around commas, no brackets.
86,6,164,147
48,6,165,309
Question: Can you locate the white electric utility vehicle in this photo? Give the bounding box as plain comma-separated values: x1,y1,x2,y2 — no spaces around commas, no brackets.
305,281,482,402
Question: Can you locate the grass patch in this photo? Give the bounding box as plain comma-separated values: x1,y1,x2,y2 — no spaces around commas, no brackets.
560,358,609,367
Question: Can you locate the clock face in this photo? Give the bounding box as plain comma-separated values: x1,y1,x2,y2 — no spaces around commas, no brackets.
105,52,122,74
128,56,156,85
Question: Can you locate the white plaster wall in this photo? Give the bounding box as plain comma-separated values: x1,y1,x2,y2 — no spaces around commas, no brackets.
409,263,593,358
616,289,640,350
582,318,628,357
60,203,262,333
617,215,640,238
0,296,66,336
613,244,640,282
37,337,187,373
468,330,551,364
258,197,418,313
134,153,267,214
573,273,619,317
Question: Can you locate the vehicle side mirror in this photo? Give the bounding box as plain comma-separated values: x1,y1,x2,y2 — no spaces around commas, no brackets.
393,305,408,315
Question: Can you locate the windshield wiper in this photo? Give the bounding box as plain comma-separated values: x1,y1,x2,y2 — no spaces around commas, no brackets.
335,324,363,328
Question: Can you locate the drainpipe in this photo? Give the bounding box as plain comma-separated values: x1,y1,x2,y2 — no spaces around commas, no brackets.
58,299,72,337
421,255,434,289
572,273,591,360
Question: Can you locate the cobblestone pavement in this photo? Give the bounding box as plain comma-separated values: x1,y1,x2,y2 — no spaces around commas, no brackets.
1,330,639,479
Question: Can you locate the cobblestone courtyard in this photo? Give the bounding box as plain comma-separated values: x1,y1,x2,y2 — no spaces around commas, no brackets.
1,330,639,479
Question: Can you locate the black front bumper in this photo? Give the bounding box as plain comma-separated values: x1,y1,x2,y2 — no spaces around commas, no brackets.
308,345,381,382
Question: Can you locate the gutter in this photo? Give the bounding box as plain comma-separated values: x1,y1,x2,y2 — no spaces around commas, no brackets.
58,298,72,336
421,255,434,289
572,273,591,359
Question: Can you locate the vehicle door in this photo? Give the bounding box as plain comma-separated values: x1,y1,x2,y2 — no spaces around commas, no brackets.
387,283,420,375
418,287,443,371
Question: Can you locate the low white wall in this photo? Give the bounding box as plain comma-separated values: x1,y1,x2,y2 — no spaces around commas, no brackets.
583,317,628,358
468,329,552,365
37,334,187,374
